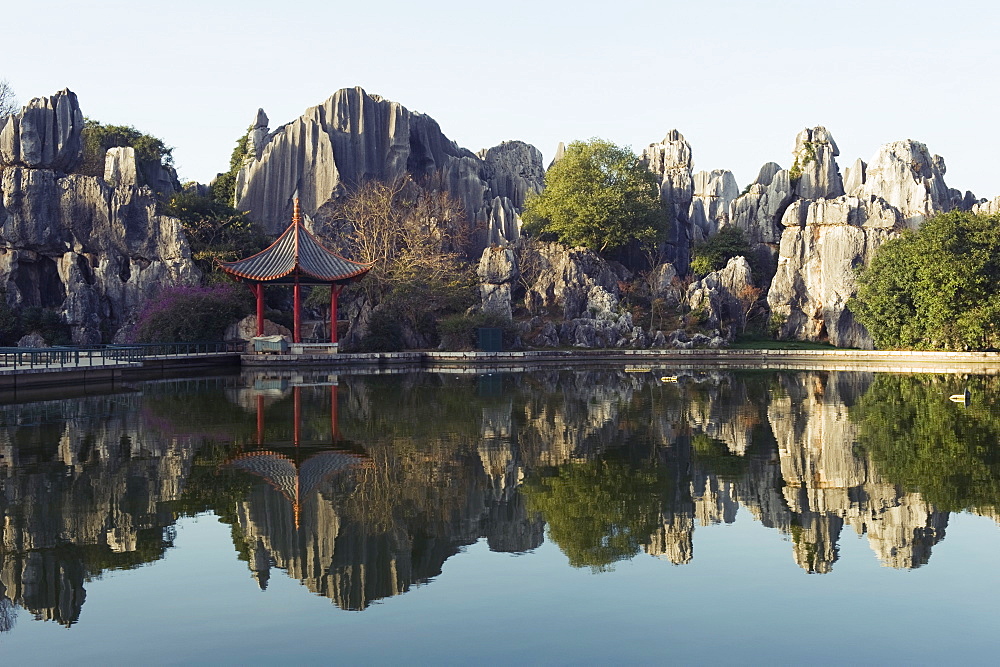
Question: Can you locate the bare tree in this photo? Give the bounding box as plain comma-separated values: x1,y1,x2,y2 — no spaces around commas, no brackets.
321,177,476,321
0,79,18,118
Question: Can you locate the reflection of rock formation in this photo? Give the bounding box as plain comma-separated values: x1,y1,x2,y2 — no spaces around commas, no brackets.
0,394,194,626
763,372,949,572
0,367,986,633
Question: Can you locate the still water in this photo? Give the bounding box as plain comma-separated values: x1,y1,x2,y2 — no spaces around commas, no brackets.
1,368,999,664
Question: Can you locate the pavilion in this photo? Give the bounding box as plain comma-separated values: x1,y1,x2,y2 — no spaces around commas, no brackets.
220,198,372,345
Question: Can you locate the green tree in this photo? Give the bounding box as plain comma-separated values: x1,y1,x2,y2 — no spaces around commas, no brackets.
690,227,753,276
851,374,1000,512
522,138,665,252
79,119,174,189
520,457,667,571
851,210,1000,350
162,192,268,275
211,126,252,206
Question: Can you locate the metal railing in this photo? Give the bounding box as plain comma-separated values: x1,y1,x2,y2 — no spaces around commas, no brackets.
108,341,246,357
0,341,246,369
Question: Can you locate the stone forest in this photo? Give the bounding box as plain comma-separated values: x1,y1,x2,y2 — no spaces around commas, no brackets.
3,86,998,352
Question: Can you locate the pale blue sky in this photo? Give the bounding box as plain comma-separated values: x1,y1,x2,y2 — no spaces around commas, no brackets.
5,0,998,198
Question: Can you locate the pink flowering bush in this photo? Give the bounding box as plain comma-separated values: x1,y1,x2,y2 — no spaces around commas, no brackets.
133,284,251,342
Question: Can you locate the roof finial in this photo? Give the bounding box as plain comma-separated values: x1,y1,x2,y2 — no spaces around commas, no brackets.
292,191,301,226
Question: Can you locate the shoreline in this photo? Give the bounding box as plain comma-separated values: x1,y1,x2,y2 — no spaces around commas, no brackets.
4,347,1000,395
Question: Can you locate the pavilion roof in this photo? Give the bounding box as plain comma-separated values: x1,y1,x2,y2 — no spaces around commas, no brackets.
220,202,372,284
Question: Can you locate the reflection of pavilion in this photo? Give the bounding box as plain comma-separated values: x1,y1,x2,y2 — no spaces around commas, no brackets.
224,376,370,531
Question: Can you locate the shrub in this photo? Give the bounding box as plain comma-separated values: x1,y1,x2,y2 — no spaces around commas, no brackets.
690,227,753,276
79,119,173,181
133,285,251,343
360,310,405,352
438,311,515,351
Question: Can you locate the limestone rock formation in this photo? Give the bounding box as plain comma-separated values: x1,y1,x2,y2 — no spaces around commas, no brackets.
643,130,694,269
478,245,519,319
767,223,897,348
234,87,544,253
521,242,627,321
762,129,974,348
0,89,199,343
729,162,794,251
688,169,738,242
0,89,83,172
791,126,844,201
686,256,754,337
859,140,956,228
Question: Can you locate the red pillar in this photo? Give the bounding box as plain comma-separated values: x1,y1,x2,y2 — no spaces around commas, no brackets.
293,278,301,344
331,383,340,442
293,386,301,447
255,283,265,337
330,285,340,344
256,394,265,446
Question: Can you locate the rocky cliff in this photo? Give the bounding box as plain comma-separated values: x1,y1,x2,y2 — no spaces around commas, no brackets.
233,87,544,253
0,90,199,343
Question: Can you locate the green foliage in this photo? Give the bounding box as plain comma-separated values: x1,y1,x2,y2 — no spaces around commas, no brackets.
788,140,816,185
163,192,268,274
691,433,748,478
0,289,19,344
520,457,669,571
20,307,72,345
852,374,1000,512
79,118,173,179
360,309,406,352
133,285,252,343
371,267,478,348
522,138,665,252
690,227,753,276
211,126,252,206
851,210,1000,350
437,311,515,351
0,289,71,345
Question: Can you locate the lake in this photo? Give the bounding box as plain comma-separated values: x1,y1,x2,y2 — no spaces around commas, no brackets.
1,367,999,665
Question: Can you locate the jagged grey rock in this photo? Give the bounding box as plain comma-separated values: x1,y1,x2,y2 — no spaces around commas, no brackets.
0,89,83,172
860,140,953,228
642,130,694,269
729,164,793,245
234,87,544,253
767,225,897,349
104,147,137,189
688,169,738,242
0,90,199,344
686,256,754,337
521,242,627,320
843,158,866,195
478,245,519,319
791,126,844,200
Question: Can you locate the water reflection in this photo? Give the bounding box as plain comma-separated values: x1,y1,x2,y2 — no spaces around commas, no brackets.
1,369,998,628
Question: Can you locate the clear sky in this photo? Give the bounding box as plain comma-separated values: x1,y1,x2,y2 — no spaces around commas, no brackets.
5,0,998,199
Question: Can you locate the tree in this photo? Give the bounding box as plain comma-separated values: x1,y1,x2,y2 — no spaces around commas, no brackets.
162,192,268,275
0,78,18,117
211,125,252,206
690,226,753,276
79,119,173,181
522,138,665,252
851,210,1000,350
851,374,1000,512
520,457,668,571
320,178,479,349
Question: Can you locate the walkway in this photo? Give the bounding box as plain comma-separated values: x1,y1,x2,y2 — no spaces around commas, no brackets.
0,342,245,391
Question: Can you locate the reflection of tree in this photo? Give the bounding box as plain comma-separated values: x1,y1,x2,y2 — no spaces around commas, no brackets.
521,457,669,571
852,375,1000,513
